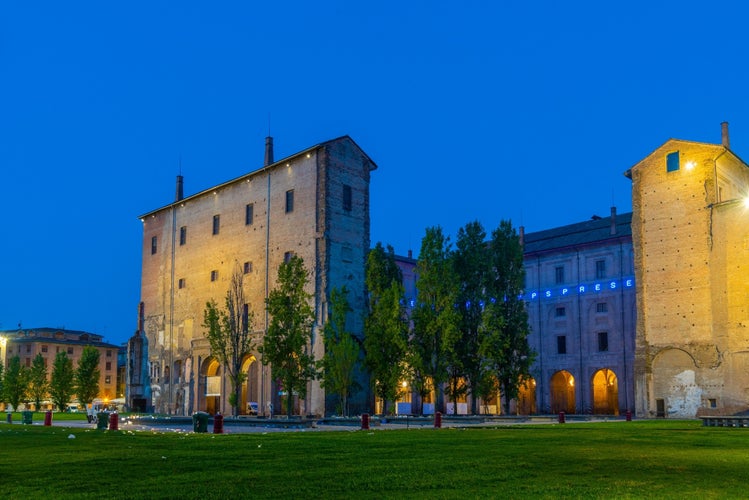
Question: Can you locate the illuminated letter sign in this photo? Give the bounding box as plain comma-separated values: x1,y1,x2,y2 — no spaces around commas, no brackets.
594,284,601,292
545,290,551,298
578,285,585,294
561,288,569,295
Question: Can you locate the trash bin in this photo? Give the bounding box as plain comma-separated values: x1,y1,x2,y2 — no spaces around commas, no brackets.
213,413,224,434
96,412,109,430
193,411,209,433
109,412,119,431
22,411,33,425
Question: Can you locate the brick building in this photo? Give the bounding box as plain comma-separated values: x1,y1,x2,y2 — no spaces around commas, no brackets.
626,123,749,417
138,136,376,416
0,328,120,410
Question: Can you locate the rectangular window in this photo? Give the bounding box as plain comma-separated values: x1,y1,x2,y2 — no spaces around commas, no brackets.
555,266,564,285
284,251,294,263
244,261,253,274
557,336,567,354
343,184,352,212
26,345,31,353
598,331,609,352
67,347,74,355
210,270,219,282
180,226,187,245
105,375,111,384
666,151,680,172
106,362,112,371
151,236,158,255
245,203,254,225
596,302,608,313
595,260,606,279
106,350,112,358
41,345,48,353
178,278,186,289
26,358,31,367
555,306,566,318
285,190,294,213
212,215,220,235
708,398,717,408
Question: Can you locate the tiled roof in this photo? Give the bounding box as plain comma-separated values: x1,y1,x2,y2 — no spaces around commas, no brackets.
524,212,632,255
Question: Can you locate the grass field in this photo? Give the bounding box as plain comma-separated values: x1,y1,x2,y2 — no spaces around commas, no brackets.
1,419,746,499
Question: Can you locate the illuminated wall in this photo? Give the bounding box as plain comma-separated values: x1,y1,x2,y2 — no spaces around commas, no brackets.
627,135,749,417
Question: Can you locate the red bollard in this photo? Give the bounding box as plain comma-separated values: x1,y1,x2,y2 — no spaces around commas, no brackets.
109,412,119,431
626,410,632,422
558,411,566,424
44,410,53,426
213,413,224,434
361,413,370,430
434,411,442,429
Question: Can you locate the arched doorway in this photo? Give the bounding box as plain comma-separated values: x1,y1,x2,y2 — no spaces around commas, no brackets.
652,348,699,418
592,369,619,415
200,357,221,414
550,370,575,414
517,378,537,415
240,355,259,415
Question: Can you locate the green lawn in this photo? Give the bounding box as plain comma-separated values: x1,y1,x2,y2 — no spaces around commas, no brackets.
0,420,746,499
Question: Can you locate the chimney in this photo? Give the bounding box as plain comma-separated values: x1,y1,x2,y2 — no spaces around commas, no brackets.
610,206,617,235
407,249,413,259
264,136,274,166
721,122,730,149
519,226,525,248
175,175,184,202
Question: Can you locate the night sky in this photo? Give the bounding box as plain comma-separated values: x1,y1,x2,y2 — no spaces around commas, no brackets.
3,1,749,344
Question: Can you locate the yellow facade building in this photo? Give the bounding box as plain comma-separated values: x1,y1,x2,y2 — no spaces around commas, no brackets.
626,123,749,417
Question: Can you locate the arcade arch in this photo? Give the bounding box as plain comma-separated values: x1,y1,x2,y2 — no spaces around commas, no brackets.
592,368,618,415
550,370,575,414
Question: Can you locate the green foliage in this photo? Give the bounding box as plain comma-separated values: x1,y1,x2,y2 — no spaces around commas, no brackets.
319,287,360,416
49,352,75,411
203,266,255,416
480,220,535,414
363,243,409,416
0,362,4,404
410,226,460,413
0,421,747,498
74,346,100,407
4,356,28,410
28,353,49,410
260,255,316,417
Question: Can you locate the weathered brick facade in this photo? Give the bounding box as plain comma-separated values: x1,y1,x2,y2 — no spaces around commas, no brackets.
627,132,749,417
139,136,376,416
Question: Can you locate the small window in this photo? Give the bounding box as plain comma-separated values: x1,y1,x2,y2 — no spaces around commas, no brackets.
67,347,74,355
180,226,187,245
244,262,253,274
212,215,220,235
596,302,608,313
106,350,112,358
342,246,353,263
598,331,609,352
245,203,254,225
41,345,48,353
666,151,680,172
151,236,158,255
26,344,31,353
555,307,566,318
595,260,606,279
284,251,294,263
210,270,219,282
343,184,352,212
25,358,31,367
708,398,717,408
178,278,186,289
106,362,112,371
285,190,294,213
105,375,111,384
555,266,564,285
557,336,567,354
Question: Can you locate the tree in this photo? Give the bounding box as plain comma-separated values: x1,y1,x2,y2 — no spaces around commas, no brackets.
0,362,4,406
75,346,100,409
363,243,409,416
4,356,29,411
28,353,49,411
49,352,75,412
260,255,317,417
319,287,360,416
480,220,535,415
453,220,492,414
410,226,460,414
203,266,256,416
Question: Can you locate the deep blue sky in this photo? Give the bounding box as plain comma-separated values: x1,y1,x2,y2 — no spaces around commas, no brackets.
3,1,749,345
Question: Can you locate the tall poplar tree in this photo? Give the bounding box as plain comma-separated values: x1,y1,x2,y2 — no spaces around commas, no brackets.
319,287,360,416
203,266,255,416
260,255,316,417
4,356,28,410
75,346,100,409
410,226,460,414
49,352,75,412
363,243,409,416
480,220,535,415
28,353,49,411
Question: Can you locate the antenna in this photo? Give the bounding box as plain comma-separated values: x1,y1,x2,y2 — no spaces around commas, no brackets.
267,113,271,137
179,153,182,176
